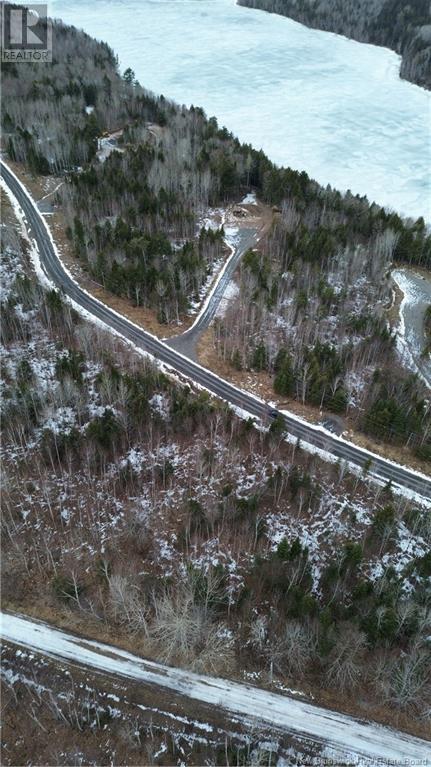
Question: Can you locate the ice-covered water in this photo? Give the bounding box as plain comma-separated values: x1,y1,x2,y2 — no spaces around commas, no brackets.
51,0,431,220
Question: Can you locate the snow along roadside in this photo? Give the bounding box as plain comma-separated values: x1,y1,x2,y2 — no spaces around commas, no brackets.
1,163,430,506
184,210,242,333
1,612,430,764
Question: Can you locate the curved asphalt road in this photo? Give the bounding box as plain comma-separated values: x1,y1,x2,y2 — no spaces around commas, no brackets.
167,226,256,359
2,161,430,499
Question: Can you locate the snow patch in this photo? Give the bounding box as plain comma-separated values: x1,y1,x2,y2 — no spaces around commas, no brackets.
1,612,429,762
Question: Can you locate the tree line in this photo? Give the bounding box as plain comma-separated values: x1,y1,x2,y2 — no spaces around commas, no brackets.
2,13,429,325
2,12,430,453
238,0,431,89
213,196,430,455
2,219,430,723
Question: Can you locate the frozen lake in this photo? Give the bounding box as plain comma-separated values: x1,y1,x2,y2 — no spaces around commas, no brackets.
51,0,431,221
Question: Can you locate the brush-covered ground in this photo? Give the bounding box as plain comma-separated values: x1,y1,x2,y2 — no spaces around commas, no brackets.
2,10,430,469
1,195,430,766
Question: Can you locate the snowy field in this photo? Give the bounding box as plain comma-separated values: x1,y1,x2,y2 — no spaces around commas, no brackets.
51,0,431,221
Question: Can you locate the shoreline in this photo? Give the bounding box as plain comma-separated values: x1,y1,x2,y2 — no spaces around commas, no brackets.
235,0,431,93
49,0,431,224
390,266,431,387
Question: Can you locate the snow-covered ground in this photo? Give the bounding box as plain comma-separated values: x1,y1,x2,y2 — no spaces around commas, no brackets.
241,193,258,206
187,206,240,320
2,612,430,763
51,0,430,221
96,131,124,163
216,279,240,318
392,268,431,386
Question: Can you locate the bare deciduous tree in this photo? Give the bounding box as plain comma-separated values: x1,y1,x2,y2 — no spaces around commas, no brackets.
325,624,366,692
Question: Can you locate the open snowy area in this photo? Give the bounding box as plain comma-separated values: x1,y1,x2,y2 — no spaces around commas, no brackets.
51,0,431,221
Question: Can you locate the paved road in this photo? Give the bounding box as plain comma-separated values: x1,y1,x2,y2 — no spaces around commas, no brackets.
167,226,256,360
2,160,430,499
2,612,430,763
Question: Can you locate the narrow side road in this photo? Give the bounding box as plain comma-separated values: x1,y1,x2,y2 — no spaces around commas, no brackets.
1,612,430,763
167,226,257,360
1,160,430,500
